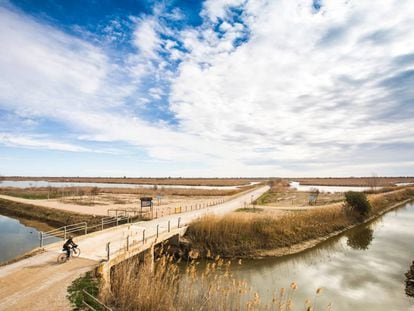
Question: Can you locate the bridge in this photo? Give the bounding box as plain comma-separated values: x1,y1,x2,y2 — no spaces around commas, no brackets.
0,185,269,311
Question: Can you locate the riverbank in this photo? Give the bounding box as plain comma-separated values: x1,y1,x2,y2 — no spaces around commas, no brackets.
0,198,102,228
184,187,414,259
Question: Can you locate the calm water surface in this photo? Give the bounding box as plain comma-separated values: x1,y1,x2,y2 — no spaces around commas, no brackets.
289,181,374,193
228,202,414,310
0,180,254,190
0,214,60,263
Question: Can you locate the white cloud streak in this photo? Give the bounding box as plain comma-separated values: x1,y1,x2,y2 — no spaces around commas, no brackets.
0,1,413,176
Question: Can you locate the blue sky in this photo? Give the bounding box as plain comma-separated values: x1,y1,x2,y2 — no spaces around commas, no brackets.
0,0,413,177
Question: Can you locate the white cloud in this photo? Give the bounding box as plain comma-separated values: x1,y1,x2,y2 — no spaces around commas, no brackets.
0,133,92,153
132,17,162,59
169,0,414,174
1,1,414,176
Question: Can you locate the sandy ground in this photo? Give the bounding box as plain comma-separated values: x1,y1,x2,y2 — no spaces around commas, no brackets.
0,251,98,311
0,186,269,311
0,194,227,216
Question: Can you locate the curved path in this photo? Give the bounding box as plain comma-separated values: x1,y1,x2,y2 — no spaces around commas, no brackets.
0,186,269,311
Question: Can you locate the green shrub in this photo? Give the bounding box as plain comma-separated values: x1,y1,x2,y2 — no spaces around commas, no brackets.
345,191,371,216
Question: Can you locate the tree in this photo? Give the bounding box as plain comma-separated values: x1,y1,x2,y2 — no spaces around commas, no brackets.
345,191,371,217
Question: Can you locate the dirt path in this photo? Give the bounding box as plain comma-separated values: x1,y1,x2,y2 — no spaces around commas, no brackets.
0,251,98,311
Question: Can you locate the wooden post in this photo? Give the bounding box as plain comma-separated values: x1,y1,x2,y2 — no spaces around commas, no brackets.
106,242,110,261
39,232,43,247
168,220,170,232
156,225,159,238
142,229,145,244
127,236,129,251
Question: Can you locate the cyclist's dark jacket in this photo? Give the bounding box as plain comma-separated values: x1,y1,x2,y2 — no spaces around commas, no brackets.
63,238,76,248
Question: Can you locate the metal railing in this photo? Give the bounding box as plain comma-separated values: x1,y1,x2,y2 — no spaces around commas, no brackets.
38,216,130,247
82,288,112,311
105,217,185,261
39,222,87,247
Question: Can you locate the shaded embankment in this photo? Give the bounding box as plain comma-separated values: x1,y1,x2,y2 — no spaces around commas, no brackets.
185,188,414,258
0,198,102,228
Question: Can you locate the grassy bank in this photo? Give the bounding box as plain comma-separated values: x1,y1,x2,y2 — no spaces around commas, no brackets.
186,188,414,258
0,198,102,228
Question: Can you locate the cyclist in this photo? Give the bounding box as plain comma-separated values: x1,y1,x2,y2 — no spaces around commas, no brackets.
63,236,77,259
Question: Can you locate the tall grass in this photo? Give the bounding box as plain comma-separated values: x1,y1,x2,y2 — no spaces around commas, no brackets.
186,188,414,257
108,255,328,311
187,207,350,257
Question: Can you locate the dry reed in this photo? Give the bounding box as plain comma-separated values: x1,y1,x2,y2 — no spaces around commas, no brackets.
108,255,327,311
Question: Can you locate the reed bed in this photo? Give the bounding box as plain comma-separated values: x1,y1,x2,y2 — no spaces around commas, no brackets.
108,256,329,311
186,188,414,257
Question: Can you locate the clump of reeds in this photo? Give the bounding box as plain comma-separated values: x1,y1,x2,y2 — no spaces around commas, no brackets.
108,255,328,311
186,187,414,258
186,207,351,257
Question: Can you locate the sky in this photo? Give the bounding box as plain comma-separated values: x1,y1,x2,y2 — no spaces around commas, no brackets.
0,0,413,177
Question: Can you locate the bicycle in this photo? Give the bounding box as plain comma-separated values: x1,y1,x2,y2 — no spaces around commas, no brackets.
57,245,81,264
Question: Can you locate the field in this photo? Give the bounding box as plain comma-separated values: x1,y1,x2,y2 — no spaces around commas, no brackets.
0,182,258,218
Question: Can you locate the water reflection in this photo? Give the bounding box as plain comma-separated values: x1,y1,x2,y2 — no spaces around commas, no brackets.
226,202,414,310
346,227,374,250
0,214,60,263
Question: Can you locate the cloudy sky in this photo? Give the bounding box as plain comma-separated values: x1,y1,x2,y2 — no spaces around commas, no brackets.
0,0,413,177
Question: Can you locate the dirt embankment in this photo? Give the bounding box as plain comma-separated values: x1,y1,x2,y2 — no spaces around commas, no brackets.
0,198,102,228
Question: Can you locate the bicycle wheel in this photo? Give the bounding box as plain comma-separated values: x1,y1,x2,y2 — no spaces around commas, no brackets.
57,253,68,264
72,248,81,258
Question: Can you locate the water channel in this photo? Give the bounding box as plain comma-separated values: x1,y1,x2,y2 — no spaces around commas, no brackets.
0,180,255,190
0,215,60,264
226,201,414,310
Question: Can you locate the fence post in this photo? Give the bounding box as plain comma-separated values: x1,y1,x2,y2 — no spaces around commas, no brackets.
106,242,110,261
178,217,181,228
101,219,104,231
127,236,130,251
39,232,43,247
156,225,159,238
116,217,119,226
142,230,145,243
85,224,88,235
64,227,67,240
168,220,170,232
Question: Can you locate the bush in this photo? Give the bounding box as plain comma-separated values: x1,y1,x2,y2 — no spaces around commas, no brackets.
345,191,371,216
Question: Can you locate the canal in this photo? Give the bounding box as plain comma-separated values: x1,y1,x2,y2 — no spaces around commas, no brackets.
0,214,60,264
228,201,414,310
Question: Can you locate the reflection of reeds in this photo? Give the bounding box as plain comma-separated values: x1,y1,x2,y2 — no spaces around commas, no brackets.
109,255,326,311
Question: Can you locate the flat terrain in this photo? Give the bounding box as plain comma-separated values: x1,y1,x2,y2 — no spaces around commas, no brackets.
293,177,414,187
0,193,229,216
0,186,268,311
1,176,263,186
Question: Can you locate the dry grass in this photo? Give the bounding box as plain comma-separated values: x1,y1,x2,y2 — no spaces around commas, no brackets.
186,188,414,257
108,255,328,311
187,207,350,257
0,185,250,199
